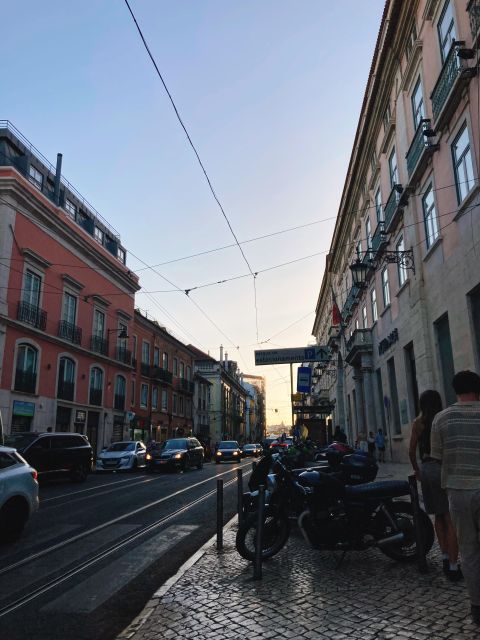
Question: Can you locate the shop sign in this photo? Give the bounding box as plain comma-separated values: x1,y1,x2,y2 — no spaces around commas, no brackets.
12,400,35,417
75,410,87,423
378,328,399,355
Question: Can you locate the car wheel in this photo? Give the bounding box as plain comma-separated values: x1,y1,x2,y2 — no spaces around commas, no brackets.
197,457,204,470
71,464,88,483
0,498,29,543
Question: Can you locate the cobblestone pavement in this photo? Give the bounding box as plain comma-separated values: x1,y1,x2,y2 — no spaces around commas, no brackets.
118,463,478,640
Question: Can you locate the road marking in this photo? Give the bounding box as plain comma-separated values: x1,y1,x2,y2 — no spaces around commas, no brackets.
41,525,197,613
41,475,163,503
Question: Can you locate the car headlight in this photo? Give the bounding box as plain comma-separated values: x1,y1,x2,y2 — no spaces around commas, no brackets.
146,453,152,460
120,456,130,462
173,453,182,459
233,451,238,456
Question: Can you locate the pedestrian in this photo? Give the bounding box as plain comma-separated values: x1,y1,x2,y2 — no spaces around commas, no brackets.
356,431,368,453
431,370,480,626
375,429,386,462
367,431,376,457
409,390,460,582
333,425,347,444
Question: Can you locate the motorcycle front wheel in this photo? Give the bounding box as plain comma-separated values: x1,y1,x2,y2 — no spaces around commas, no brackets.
377,500,434,562
235,510,290,561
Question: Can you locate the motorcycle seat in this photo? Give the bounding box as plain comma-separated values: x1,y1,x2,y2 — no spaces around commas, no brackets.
298,470,346,496
345,480,410,499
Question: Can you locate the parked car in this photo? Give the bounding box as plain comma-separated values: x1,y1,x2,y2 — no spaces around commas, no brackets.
241,443,262,457
4,432,93,482
215,441,242,463
146,438,204,472
96,441,147,472
0,446,39,543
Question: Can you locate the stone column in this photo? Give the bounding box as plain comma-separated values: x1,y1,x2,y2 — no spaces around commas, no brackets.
336,353,346,434
361,354,376,432
353,368,365,436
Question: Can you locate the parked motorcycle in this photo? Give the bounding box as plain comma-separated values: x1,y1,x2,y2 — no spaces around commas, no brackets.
236,457,434,563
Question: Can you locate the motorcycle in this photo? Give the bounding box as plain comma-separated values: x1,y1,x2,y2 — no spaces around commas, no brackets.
236,457,434,563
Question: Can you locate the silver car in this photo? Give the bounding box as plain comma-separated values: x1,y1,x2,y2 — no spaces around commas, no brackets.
96,441,147,472
0,446,39,543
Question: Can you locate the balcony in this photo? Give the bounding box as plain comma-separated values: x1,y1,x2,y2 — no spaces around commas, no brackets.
341,285,361,324
140,362,151,377
430,41,476,130
405,119,439,184
384,185,407,234
345,329,373,366
14,370,37,394
58,320,82,345
151,366,173,385
371,222,388,257
115,347,132,365
89,388,103,406
114,394,126,411
468,0,480,47
17,301,47,331
90,335,108,356
57,380,74,401
175,378,195,393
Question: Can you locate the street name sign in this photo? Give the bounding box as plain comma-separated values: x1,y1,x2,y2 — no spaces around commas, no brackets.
297,367,311,393
254,345,329,366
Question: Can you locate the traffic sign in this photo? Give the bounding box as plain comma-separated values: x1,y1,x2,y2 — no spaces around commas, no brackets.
297,367,311,393
254,345,330,365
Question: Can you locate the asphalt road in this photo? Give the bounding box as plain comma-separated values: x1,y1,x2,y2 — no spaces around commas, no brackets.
0,459,254,640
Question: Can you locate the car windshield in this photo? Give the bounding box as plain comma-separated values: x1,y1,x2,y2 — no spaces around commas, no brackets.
162,439,187,450
243,445,255,449
4,433,38,451
219,442,239,449
107,442,135,452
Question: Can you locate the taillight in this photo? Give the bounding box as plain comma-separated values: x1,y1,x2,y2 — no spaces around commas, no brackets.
31,469,38,481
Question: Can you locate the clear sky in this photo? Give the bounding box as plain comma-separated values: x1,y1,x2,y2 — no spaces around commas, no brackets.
2,0,385,427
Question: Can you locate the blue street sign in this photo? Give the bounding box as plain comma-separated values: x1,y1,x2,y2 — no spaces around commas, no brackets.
297,367,311,393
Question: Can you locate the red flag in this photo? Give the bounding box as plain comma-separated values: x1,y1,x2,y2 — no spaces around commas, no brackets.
332,288,342,326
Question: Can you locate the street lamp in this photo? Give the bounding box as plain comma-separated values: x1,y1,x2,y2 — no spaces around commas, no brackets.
107,327,129,340
350,256,371,288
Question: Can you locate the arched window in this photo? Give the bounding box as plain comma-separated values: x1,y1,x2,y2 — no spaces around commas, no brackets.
114,375,126,411
57,357,76,401
15,344,38,393
89,367,103,406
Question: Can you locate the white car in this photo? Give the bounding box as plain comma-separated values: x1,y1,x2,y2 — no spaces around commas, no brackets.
96,441,147,472
0,446,39,543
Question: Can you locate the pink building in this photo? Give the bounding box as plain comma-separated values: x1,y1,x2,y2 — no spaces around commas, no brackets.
0,122,140,454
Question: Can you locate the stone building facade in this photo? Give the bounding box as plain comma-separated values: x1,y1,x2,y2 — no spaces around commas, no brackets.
312,0,480,461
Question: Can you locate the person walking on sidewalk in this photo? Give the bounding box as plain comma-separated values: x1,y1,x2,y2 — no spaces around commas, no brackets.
431,370,480,626
408,389,461,582
375,429,386,462
367,431,376,457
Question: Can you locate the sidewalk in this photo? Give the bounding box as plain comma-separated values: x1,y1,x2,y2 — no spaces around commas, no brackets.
118,463,478,640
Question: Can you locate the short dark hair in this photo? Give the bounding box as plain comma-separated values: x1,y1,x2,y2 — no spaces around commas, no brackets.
452,370,480,395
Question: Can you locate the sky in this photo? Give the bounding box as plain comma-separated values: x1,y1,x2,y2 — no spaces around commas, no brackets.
1,0,385,427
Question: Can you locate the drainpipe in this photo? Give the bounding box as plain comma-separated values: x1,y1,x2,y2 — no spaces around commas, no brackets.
54,153,63,205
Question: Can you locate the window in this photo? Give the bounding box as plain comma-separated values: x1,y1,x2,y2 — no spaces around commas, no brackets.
65,199,77,218
93,309,105,337
355,319,359,331
153,347,160,367
452,123,475,203
114,376,126,411
162,352,168,370
374,188,383,223
117,322,127,350
94,226,104,244
117,247,126,264
362,305,368,328
161,389,168,411
388,147,398,188
382,268,390,306
57,357,75,400
152,387,158,409
140,383,149,408
179,396,184,416
438,0,456,63
405,23,417,60
89,367,103,406
186,366,191,381
383,103,391,131
173,394,178,414
173,358,178,376
180,362,185,379
28,165,43,190
15,344,38,393
131,379,135,406
132,335,137,360
62,292,77,325
371,288,378,323
422,185,440,249
23,270,41,307
142,341,150,364
365,217,372,254
396,237,408,286
411,77,425,130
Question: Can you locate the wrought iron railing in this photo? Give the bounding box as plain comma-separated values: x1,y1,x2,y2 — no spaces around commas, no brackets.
114,394,126,411
140,362,151,376
371,222,387,255
384,185,403,231
341,285,361,322
90,335,108,356
57,380,75,401
151,366,173,384
58,320,82,345
115,347,132,365
175,378,195,393
17,300,47,330
431,41,464,122
14,369,37,394
89,388,103,406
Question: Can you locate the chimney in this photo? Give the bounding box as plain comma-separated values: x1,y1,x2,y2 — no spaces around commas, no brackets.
54,153,63,205
219,345,223,364
225,352,228,368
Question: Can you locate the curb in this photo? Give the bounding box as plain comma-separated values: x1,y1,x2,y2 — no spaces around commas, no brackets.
117,514,238,639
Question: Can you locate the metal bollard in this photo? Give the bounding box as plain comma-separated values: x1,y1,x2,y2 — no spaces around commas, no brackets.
253,484,265,580
216,479,224,550
237,468,243,526
408,474,428,574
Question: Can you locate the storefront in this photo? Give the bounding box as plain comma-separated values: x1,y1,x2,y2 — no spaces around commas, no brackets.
10,400,35,432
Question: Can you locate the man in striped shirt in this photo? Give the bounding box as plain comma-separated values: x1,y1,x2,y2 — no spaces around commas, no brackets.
431,370,480,626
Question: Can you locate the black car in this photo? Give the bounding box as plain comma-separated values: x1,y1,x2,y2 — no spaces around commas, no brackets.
241,443,262,457
215,441,242,463
145,437,204,472
4,432,93,482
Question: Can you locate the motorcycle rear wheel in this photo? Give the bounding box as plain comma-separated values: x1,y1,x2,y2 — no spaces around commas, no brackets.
236,510,290,561
378,500,434,562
